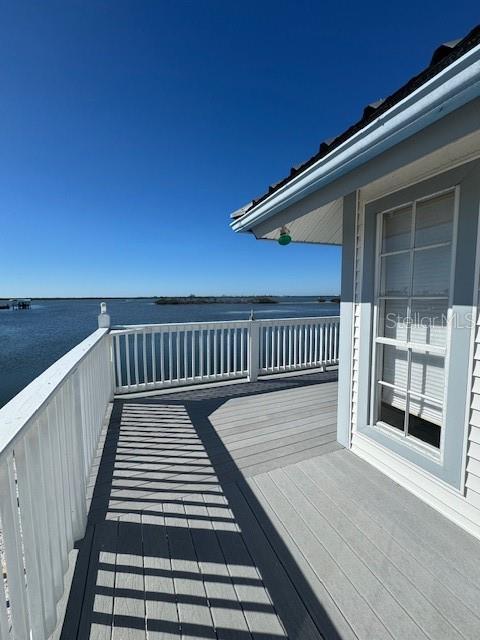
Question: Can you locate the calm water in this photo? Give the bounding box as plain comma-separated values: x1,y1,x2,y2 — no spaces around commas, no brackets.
0,297,339,408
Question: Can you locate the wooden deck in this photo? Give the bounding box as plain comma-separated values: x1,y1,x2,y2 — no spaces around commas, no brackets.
61,371,480,640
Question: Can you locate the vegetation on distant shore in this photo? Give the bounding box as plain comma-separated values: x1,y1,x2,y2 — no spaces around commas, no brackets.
155,295,278,305
318,296,340,303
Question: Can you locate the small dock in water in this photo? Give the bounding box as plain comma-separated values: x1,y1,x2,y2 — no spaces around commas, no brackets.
0,298,32,309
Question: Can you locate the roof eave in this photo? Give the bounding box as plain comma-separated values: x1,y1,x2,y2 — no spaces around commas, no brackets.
231,43,480,234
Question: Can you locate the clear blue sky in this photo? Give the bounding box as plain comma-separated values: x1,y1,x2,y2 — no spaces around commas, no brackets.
1,2,477,297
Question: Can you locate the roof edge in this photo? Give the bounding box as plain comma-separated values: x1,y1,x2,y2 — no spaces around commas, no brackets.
232,40,480,233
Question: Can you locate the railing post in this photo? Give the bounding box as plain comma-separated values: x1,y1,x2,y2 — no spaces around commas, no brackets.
98,302,115,397
71,371,88,539
247,313,260,382
98,301,111,328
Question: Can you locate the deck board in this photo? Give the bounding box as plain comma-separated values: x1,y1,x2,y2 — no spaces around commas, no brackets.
61,371,480,640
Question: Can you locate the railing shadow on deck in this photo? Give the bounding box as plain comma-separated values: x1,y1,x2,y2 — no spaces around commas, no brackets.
61,371,341,640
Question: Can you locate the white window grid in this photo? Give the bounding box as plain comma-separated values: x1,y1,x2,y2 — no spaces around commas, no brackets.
370,187,458,450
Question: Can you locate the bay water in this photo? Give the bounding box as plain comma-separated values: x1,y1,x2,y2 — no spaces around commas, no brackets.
0,297,339,408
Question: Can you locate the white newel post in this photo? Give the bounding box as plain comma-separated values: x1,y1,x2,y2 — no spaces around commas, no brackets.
98,302,111,328
247,316,260,382
97,303,115,397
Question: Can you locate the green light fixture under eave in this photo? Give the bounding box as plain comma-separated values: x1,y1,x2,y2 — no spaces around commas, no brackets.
278,226,292,246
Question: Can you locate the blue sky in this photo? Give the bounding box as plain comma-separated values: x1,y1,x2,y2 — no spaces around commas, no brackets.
1,2,477,297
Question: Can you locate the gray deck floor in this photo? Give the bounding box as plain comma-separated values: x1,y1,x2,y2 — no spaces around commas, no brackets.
61,372,480,640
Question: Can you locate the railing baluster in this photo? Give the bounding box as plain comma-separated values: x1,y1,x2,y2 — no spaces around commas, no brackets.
192,330,196,379
125,333,131,388
271,325,275,371
15,437,48,639
47,401,68,572
227,328,231,375
184,330,188,380
329,321,333,363
200,329,204,378
214,329,218,377
241,328,245,373
143,331,148,384
233,329,238,374
0,454,30,640
38,411,63,602
303,324,308,366
115,334,122,389
220,328,225,375
176,330,181,382
265,327,270,372
308,324,313,366
152,331,157,383
56,392,74,552
320,323,324,366
70,375,87,538
288,325,292,368
52,394,72,574
160,332,165,383
168,331,173,381
300,324,304,366
334,320,338,362
0,578,9,639
134,331,139,385
28,422,56,633
293,325,297,367
259,326,264,370
207,330,211,377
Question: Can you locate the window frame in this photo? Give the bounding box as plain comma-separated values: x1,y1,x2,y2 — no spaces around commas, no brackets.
355,160,480,491
369,186,458,458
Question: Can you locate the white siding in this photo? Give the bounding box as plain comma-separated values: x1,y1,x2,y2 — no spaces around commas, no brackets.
350,196,364,437
465,313,480,517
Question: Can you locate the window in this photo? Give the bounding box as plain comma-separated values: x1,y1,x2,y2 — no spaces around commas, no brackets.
372,190,455,451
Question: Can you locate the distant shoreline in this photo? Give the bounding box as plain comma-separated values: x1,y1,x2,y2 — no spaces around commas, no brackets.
0,295,340,302
155,295,278,305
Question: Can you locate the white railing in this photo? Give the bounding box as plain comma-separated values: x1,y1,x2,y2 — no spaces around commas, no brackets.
258,316,339,374
111,316,339,393
0,309,339,638
0,328,113,639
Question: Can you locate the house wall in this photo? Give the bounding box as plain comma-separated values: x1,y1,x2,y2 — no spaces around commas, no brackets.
348,159,480,540
465,283,480,511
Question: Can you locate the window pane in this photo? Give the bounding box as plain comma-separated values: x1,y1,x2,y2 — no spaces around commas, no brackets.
379,385,405,432
379,299,408,341
380,253,410,296
409,352,445,401
380,344,408,389
412,245,451,297
410,299,448,347
408,393,442,446
415,192,454,247
382,206,412,253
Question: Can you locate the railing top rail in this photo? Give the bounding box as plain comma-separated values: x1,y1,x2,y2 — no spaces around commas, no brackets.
255,315,340,325
111,315,340,334
0,327,109,457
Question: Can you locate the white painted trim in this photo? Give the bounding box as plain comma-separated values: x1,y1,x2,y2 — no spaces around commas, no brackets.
352,431,480,540
232,44,480,233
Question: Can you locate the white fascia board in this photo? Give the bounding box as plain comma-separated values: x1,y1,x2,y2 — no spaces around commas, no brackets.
232,44,480,233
